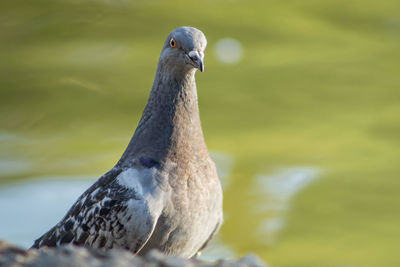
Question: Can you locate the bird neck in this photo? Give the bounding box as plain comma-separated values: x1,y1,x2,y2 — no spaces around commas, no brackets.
117,65,208,168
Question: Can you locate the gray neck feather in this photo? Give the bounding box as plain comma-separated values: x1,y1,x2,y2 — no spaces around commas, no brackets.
117,61,208,168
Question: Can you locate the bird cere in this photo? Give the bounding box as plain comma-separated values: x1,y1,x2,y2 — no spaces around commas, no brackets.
31,27,223,258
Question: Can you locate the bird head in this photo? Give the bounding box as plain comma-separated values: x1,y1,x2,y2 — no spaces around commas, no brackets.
159,27,207,75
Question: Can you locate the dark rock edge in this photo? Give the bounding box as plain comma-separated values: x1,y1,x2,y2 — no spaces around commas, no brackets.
0,240,265,267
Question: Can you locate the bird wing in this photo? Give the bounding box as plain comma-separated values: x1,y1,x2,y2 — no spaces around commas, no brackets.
32,168,162,254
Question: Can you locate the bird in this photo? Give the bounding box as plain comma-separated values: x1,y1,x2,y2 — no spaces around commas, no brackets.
31,27,223,258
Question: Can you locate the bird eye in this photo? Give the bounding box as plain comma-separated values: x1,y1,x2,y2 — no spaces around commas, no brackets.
169,38,176,48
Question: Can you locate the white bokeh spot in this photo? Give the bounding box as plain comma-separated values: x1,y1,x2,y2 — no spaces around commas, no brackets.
214,38,243,64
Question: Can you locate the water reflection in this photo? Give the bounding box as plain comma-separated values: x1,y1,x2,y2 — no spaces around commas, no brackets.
255,167,320,245
0,159,32,177
0,177,95,248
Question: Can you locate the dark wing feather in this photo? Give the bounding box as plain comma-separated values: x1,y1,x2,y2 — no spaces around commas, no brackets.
32,168,160,254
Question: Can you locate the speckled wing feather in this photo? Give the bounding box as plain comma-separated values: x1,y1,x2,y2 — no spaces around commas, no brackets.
32,168,159,253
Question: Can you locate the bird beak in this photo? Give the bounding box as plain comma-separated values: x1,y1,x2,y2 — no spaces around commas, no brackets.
188,50,204,72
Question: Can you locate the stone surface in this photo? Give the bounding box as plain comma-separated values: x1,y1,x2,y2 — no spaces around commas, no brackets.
0,240,265,267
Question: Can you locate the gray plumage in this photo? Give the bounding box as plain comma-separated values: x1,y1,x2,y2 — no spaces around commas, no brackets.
31,27,223,258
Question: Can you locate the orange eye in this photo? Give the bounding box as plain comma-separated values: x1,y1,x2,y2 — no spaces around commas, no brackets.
169,38,176,48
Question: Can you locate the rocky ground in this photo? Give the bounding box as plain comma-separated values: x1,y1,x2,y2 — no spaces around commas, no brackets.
0,241,265,267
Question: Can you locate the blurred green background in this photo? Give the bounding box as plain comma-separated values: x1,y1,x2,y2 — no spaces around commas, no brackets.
1,0,400,266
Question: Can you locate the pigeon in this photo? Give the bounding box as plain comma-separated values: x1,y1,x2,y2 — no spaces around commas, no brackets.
31,27,223,258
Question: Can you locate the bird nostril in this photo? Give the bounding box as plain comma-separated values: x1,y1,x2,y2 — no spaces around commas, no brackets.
188,51,199,62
